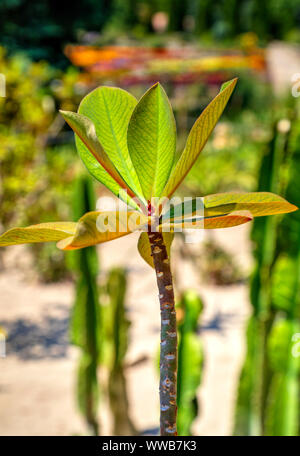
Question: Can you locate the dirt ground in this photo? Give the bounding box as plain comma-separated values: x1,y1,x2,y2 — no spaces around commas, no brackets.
0,224,252,436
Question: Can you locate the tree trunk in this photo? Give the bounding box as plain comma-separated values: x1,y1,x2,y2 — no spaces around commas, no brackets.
148,231,178,436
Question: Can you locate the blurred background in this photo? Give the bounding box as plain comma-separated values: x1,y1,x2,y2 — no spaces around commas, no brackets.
0,0,300,436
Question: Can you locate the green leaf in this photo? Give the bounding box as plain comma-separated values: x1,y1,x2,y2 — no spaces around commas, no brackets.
58,211,149,250
60,110,140,210
128,83,176,200
160,78,237,200
159,212,253,230
78,86,145,202
0,222,77,246
137,231,174,268
161,192,297,222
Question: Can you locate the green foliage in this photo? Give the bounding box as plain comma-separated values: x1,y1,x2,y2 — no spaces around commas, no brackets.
57,78,277,265
61,80,237,206
0,47,82,280
177,290,203,436
2,80,296,270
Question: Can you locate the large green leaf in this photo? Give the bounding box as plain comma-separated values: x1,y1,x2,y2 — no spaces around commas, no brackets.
60,110,140,210
161,192,297,223
137,231,174,268
160,78,237,200
0,222,77,246
127,83,176,200
60,111,125,189
78,86,144,201
58,211,149,250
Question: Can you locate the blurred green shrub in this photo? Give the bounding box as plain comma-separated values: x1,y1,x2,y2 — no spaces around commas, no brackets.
0,46,85,281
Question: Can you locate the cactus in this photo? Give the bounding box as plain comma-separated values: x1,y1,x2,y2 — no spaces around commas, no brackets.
69,177,135,435
177,290,204,436
235,110,300,436
69,176,135,436
264,116,300,436
102,267,137,436
69,174,101,435
234,120,287,435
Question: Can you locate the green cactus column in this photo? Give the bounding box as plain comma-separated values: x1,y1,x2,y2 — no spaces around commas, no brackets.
234,118,290,436
105,267,137,436
264,116,300,436
235,110,300,436
177,290,203,436
69,174,101,435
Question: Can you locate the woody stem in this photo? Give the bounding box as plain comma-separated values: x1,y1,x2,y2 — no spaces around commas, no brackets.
148,231,177,436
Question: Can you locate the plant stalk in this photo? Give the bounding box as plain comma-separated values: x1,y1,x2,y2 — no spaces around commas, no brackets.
148,231,178,436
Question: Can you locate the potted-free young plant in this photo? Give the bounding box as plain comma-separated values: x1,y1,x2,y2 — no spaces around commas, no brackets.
0,79,297,436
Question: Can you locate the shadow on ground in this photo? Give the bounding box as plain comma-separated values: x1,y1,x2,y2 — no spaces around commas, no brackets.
0,309,70,360
0,305,242,360
200,308,243,336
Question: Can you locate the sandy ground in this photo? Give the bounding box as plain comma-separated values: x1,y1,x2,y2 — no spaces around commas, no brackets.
0,225,252,436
